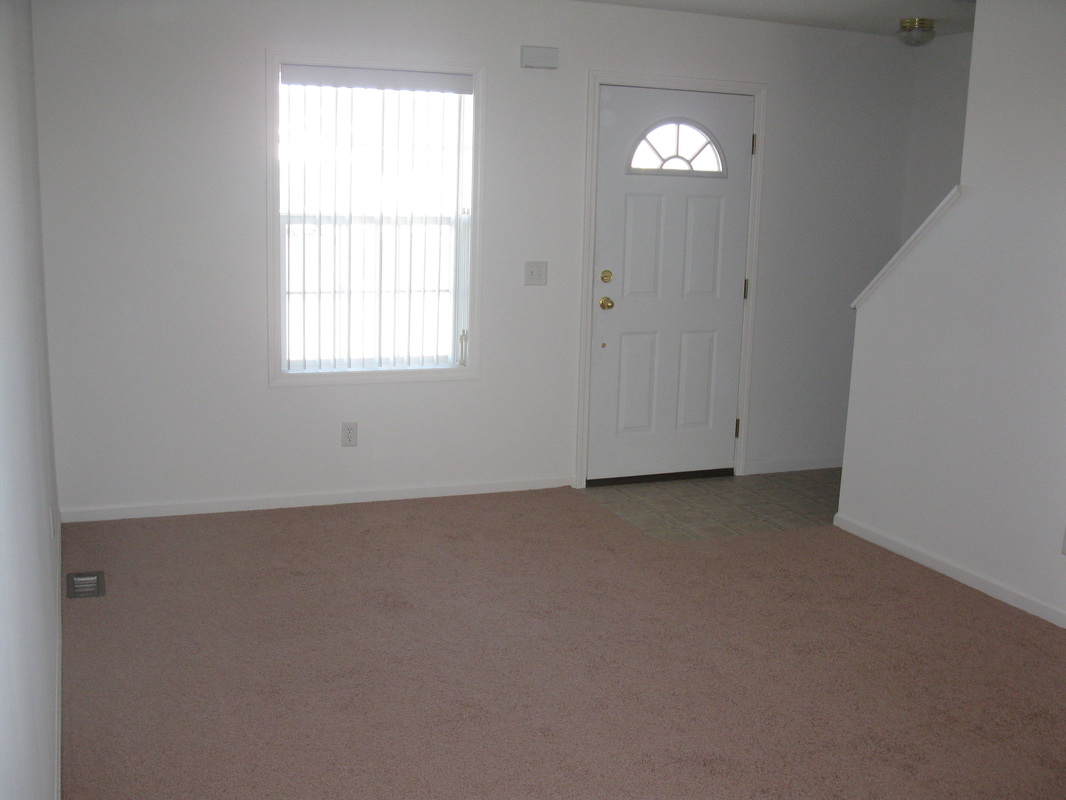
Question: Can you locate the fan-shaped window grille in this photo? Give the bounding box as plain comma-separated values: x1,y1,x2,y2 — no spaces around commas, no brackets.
629,120,725,176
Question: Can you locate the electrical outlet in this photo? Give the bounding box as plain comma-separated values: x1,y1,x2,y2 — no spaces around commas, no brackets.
524,261,548,286
342,422,358,447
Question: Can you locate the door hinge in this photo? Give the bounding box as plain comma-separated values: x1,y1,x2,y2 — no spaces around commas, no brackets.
735,418,741,438
458,329,468,366
752,134,756,155
743,279,749,299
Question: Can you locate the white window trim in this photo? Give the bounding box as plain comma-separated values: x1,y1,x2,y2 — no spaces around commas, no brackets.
266,52,483,386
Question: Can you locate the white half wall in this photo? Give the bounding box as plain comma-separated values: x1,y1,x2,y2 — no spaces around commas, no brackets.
0,0,61,796
34,0,917,520
839,0,1066,626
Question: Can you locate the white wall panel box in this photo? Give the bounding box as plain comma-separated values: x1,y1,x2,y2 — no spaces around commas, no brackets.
521,46,559,69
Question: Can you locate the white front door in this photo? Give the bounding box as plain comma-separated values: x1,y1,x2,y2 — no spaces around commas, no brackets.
587,84,754,480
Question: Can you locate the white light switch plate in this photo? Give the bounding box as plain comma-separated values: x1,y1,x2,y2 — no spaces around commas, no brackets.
524,261,548,286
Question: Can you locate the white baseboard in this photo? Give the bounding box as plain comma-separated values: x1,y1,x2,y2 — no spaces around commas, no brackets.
737,455,843,476
60,476,576,523
833,511,1066,630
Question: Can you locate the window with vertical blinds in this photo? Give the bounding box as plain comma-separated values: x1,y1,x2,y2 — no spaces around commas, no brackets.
274,63,474,377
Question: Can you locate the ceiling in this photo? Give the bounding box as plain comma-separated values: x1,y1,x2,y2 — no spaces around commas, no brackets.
577,0,977,37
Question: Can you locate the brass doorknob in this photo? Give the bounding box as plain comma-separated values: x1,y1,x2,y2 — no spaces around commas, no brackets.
599,296,615,310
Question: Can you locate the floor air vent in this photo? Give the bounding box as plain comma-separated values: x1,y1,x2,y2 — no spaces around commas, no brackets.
66,571,106,599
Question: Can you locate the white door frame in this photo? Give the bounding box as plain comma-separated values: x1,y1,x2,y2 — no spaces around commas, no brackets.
575,71,767,486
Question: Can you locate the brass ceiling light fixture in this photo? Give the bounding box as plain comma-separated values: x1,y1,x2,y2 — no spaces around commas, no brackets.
898,18,936,46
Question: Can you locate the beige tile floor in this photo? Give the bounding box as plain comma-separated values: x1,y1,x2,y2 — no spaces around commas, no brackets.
579,468,841,542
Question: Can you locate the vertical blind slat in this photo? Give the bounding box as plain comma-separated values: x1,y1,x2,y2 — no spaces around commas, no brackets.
437,96,449,365
282,85,291,371
402,92,410,367
301,86,310,369
332,87,341,368
345,89,355,370
317,86,325,371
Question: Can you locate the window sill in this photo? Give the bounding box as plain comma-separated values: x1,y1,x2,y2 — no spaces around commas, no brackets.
269,363,478,387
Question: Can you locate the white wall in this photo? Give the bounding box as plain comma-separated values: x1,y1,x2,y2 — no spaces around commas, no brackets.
838,0,1066,626
34,0,916,520
0,0,61,796
900,32,972,238
735,28,912,474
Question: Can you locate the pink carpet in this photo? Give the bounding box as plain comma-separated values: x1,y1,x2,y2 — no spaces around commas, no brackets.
62,488,1066,798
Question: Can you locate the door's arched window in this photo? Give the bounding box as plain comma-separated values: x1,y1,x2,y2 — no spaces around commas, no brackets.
628,120,726,176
